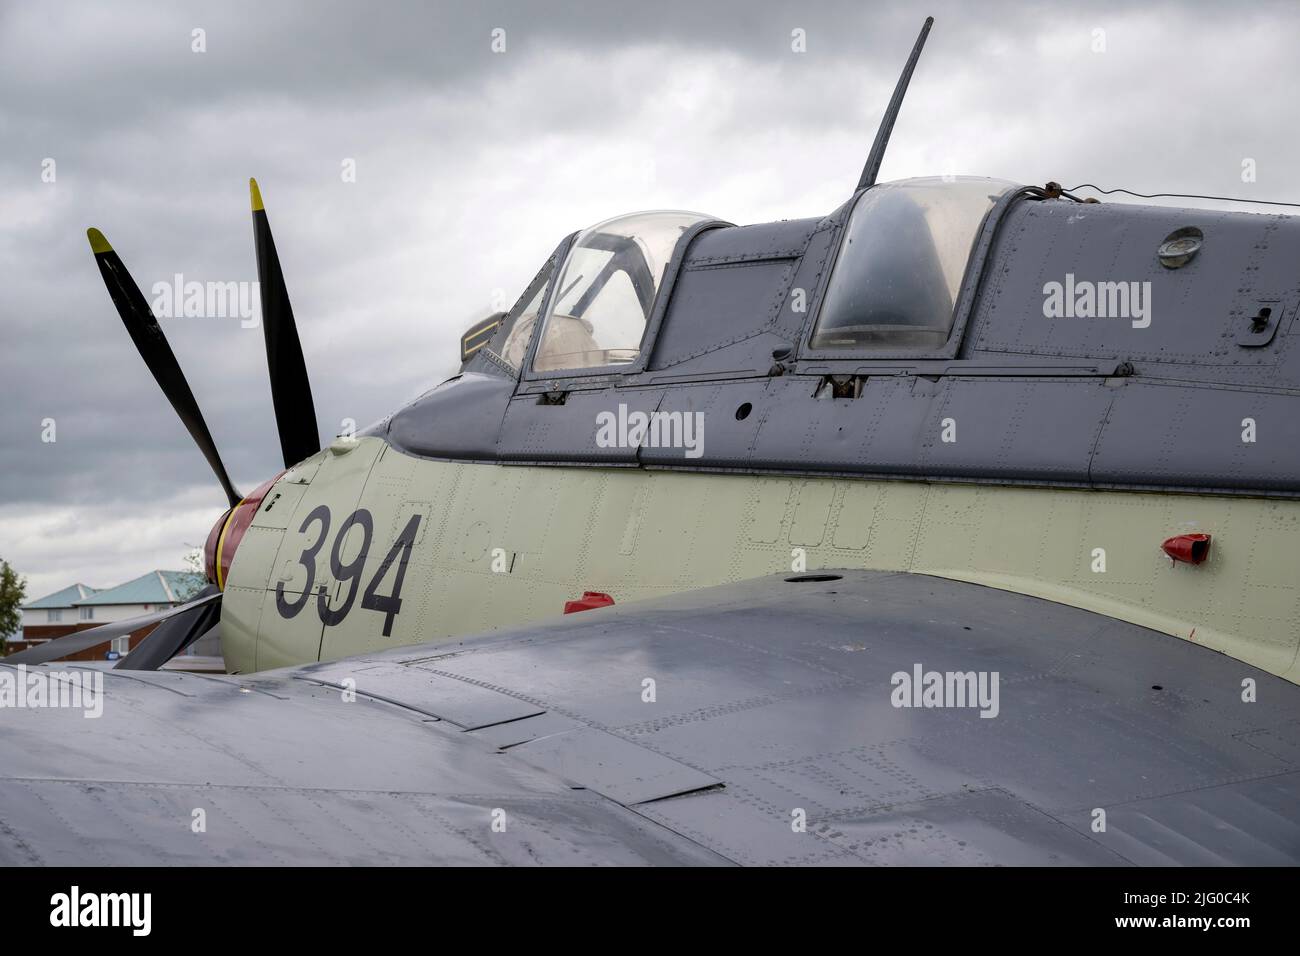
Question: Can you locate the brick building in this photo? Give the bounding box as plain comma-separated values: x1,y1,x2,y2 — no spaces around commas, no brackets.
10,570,204,662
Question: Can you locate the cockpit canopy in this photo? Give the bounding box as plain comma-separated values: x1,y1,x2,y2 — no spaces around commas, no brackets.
488,178,1017,374
507,210,713,372
810,176,1017,350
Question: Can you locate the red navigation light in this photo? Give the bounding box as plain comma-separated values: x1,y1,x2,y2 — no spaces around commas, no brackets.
1162,533,1211,565
564,591,615,614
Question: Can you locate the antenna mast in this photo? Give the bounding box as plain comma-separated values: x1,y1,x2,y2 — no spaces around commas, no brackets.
856,16,935,191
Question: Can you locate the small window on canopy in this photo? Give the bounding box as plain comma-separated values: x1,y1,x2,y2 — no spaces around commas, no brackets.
810,177,1016,350
532,210,712,372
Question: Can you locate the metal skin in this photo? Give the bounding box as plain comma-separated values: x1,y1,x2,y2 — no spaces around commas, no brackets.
221,443,1300,682
4,571,1298,865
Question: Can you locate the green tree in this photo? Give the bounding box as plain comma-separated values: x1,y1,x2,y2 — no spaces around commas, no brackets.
174,548,206,601
0,559,27,654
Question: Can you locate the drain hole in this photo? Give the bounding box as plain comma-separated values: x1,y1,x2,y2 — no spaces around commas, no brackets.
785,574,842,583
735,402,753,420
1151,684,1164,691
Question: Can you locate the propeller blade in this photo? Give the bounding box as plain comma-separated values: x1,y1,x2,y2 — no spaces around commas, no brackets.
3,591,223,666
115,584,222,671
856,16,934,191
86,228,242,507
250,178,321,468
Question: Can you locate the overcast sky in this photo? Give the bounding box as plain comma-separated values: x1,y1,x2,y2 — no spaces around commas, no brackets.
3,0,1299,602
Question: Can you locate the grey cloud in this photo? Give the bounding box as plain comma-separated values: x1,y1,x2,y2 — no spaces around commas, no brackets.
3,0,1300,591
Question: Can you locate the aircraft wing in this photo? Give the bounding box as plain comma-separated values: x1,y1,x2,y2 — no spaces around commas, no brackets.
2,570,1298,866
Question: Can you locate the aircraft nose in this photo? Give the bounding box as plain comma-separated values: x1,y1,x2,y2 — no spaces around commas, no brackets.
202,472,284,590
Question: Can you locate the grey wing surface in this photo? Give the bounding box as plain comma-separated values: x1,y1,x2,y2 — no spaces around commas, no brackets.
1,570,1298,865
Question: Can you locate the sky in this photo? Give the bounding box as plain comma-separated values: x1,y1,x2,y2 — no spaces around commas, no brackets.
2,0,1299,602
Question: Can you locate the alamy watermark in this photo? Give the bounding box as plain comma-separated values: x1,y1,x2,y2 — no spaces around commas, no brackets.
891,663,1000,718
595,403,704,459
1043,273,1151,329
50,886,150,936
151,274,259,327
0,665,104,719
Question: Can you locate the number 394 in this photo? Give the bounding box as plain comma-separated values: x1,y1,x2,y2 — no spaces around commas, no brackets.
275,506,422,636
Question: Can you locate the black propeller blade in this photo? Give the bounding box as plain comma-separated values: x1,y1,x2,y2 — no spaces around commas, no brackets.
856,16,934,191
74,182,321,671
250,178,321,468
86,228,242,508
116,584,222,671
3,591,223,666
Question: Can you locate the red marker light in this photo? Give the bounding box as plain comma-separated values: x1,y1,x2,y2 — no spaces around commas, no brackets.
1162,533,1211,565
564,591,615,614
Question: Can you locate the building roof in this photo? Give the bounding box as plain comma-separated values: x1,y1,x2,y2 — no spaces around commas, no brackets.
23,583,99,609
73,570,204,607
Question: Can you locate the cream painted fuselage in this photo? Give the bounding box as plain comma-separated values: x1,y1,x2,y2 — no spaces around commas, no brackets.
219,436,1300,684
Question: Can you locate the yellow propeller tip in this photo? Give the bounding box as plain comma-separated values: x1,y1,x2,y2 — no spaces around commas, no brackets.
249,178,264,212
86,227,112,254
